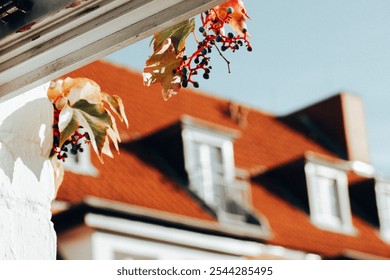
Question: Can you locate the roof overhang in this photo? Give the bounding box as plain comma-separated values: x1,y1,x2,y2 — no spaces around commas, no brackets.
0,0,224,101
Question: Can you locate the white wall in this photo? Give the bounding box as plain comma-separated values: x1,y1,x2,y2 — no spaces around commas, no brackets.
0,84,56,259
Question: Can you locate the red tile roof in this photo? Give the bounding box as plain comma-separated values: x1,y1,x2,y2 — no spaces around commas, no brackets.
59,60,333,173
251,182,390,258
58,142,215,221
56,60,390,258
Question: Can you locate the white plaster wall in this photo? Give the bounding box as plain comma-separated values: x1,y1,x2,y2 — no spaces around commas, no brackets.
0,83,56,259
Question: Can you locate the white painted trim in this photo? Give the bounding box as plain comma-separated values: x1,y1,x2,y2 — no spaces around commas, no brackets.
375,181,390,243
0,0,225,101
85,213,320,260
84,196,269,239
92,231,240,260
305,161,355,235
350,161,375,177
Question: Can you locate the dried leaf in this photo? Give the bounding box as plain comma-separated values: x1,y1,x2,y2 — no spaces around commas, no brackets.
151,18,195,53
143,38,183,100
216,0,250,35
102,93,128,127
143,19,195,99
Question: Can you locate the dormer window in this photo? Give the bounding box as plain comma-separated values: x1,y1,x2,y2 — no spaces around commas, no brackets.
181,116,249,223
62,141,98,176
187,142,226,208
375,181,390,242
305,161,354,234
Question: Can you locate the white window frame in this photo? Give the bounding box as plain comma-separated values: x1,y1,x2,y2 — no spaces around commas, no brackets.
305,161,355,234
375,181,390,243
218,175,252,224
62,141,98,176
91,231,241,260
182,126,235,209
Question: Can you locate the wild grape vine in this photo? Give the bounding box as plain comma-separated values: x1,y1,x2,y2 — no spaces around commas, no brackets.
175,6,252,89
51,103,90,162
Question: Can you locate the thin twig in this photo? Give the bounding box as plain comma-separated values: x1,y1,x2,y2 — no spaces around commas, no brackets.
214,43,231,73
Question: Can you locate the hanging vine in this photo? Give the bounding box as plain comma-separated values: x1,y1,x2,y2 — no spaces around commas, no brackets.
48,77,128,163
48,0,251,167
143,0,251,100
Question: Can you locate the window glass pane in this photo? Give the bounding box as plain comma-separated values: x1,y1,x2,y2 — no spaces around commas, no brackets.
186,135,248,221
381,189,390,231
209,146,224,206
316,176,341,220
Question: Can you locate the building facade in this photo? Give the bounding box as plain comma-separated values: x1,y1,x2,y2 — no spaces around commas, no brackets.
52,60,390,260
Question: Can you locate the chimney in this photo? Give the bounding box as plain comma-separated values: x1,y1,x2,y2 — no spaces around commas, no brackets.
280,93,370,163
228,101,249,128
341,93,370,162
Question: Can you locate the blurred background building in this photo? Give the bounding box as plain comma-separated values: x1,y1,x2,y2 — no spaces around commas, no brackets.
52,60,390,260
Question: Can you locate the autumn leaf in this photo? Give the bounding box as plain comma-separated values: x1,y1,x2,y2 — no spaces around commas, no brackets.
48,77,128,163
215,0,250,35
143,39,183,100
102,92,128,127
151,18,195,54
143,19,195,100
73,100,112,157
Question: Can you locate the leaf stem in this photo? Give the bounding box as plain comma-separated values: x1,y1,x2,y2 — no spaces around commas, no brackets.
214,43,231,74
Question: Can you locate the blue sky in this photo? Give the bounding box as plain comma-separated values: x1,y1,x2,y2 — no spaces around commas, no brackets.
106,0,390,176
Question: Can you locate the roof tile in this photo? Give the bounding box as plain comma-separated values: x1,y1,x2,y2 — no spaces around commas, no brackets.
56,60,390,258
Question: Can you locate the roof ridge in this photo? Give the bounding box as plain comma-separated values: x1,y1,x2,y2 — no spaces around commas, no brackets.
97,59,276,118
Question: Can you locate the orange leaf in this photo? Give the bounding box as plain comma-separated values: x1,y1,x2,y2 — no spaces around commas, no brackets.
216,0,250,35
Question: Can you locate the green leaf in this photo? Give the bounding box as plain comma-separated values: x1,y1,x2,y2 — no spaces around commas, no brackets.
51,77,128,163
71,100,113,161
72,99,112,125
76,110,108,160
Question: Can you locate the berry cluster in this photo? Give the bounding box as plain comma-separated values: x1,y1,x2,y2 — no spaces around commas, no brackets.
51,104,90,162
175,6,252,89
